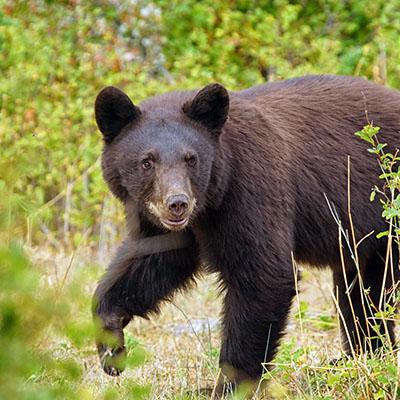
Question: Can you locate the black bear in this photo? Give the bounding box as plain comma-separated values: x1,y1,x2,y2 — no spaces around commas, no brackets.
92,75,400,393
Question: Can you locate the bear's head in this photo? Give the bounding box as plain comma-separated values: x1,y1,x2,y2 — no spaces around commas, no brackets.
95,83,229,231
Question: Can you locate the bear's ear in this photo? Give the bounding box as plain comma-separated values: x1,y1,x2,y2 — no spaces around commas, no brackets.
182,83,229,133
95,86,141,143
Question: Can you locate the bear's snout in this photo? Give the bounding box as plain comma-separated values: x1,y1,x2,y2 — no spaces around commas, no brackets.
146,193,195,231
147,167,196,231
161,192,194,231
166,194,189,217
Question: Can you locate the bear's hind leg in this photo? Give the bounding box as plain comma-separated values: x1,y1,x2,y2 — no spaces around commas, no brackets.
334,251,399,355
333,270,371,355
362,251,399,351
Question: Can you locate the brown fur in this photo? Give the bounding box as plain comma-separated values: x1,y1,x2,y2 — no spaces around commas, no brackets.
92,75,400,391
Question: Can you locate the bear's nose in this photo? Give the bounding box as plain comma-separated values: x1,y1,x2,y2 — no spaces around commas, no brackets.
166,194,189,217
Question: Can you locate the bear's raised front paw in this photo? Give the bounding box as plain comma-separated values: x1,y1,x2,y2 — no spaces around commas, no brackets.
98,343,126,376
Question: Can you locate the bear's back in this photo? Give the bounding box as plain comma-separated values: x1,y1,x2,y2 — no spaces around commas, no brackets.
225,76,400,268
236,75,394,101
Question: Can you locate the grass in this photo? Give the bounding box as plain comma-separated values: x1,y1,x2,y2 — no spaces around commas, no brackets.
31,243,398,400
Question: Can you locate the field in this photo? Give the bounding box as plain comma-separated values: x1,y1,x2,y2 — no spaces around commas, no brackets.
33,248,341,399
1,1,400,399
28,247,399,399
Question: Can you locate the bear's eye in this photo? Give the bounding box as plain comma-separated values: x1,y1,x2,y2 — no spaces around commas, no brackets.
185,154,197,167
141,158,154,170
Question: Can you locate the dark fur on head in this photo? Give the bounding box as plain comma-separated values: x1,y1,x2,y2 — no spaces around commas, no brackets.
96,83,231,230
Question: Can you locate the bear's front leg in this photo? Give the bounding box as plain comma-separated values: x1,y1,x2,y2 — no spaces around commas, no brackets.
92,232,199,376
217,265,295,395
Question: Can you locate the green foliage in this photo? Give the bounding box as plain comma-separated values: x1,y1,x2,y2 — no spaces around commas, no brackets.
157,0,400,86
0,238,148,399
1,0,170,247
0,242,87,399
2,0,400,247
355,123,400,241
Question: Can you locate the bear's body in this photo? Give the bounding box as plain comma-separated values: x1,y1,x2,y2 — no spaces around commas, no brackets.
93,75,400,391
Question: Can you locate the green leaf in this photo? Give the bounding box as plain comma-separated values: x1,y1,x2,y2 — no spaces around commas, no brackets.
376,231,389,239
370,191,376,202
376,143,387,152
382,207,400,219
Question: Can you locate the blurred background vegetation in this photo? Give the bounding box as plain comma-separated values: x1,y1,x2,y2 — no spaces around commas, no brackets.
1,1,400,399
2,0,400,249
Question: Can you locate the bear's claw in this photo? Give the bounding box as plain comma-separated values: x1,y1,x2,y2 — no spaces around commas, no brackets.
98,344,126,376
